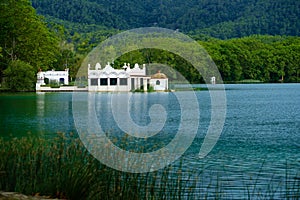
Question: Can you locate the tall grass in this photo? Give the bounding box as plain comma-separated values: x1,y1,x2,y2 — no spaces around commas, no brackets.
0,134,299,199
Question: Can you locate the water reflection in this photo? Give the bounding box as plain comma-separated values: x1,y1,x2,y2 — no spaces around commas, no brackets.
36,92,45,136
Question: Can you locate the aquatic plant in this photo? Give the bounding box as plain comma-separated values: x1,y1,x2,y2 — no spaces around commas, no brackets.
0,134,299,199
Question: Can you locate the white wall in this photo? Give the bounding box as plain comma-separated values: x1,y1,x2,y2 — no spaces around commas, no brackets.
150,79,168,91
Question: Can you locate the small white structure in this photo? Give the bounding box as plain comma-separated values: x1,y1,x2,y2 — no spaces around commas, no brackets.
88,63,169,92
150,70,169,91
210,76,216,84
36,69,69,90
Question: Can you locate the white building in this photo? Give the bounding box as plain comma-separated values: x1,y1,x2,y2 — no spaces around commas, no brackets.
36,69,69,88
210,76,216,84
150,70,169,91
88,63,168,92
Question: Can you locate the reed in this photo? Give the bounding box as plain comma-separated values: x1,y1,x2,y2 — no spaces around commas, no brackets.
0,134,299,199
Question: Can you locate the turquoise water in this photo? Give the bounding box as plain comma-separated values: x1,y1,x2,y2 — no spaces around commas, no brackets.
0,84,299,198
0,92,75,138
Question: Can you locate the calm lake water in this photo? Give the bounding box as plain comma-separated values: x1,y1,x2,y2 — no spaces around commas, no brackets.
0,84,299,198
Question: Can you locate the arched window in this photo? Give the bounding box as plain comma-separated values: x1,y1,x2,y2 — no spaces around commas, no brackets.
59,78,65,84
156,80,160,85
44,78,49,85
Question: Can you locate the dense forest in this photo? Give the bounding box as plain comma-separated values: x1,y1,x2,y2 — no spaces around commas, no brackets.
31,0,300,39
0,0,299,91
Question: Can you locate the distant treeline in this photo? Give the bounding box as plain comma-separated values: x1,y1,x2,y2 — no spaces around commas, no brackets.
0,0,299,91
99,35,300,84
201,36,300,83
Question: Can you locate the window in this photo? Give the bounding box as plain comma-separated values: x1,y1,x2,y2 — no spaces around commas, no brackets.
131,78,135,90
91,78,98,86
156,80,160,85
100,78,108,85
110,78,117,85
59,78,65,84
120,78,128,85
140,78,143,86
44,78,49,84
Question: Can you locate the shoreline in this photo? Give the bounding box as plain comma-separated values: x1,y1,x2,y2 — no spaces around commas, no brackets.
0,82,299,93
0,191,65,200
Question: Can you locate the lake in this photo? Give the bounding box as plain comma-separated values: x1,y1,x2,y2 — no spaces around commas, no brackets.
0,83,299,198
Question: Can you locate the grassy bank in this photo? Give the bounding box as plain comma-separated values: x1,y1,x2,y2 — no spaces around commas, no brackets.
0,134,299,199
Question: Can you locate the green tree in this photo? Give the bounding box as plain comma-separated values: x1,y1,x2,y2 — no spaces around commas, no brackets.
4,60,35,91
0,0,59,76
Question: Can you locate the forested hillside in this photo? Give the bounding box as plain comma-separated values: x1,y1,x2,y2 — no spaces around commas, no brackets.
31,0,300,39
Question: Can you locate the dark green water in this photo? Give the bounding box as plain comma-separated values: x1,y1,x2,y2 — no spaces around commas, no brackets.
0,84,299,198
0,92,75,138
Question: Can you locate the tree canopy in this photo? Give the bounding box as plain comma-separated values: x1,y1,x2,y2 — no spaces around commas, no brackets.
0,0,60,69
32,0,300,39
0,0,61,90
